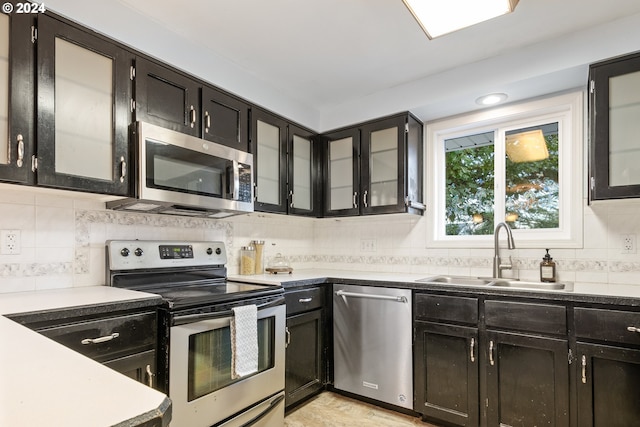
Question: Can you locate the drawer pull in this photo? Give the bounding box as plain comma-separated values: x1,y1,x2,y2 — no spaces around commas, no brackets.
299,297,313,303
81,332,120,345
581,355,587,384
627,326,640,333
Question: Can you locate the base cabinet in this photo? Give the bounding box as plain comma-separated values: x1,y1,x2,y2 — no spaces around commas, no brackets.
485,331,569,427
284,286,326,409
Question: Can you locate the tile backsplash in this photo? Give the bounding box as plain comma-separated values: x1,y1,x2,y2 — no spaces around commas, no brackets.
1,184,640,295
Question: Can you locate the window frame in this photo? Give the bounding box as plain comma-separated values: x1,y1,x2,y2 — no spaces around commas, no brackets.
426,91,584,248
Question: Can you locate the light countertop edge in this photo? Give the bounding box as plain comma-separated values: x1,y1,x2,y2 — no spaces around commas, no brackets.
0,286,171,427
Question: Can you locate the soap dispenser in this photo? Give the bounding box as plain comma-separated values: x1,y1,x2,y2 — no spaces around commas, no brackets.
540,249,556,283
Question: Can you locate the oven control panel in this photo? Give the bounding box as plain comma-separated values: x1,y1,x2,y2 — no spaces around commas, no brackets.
107,240,227,270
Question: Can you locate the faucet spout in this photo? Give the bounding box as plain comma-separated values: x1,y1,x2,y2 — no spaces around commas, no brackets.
493,222,516,278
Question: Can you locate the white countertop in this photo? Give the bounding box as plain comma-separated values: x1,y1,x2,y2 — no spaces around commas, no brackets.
229,268,640,299
0,286,170,427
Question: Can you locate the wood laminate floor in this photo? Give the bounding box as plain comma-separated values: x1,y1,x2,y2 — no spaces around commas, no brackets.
284,392,440,427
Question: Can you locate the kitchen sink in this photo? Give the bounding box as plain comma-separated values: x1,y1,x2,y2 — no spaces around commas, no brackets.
416,275,573,291
415,275,495,286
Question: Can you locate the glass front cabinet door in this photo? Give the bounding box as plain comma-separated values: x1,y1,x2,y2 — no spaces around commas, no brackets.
36,15,132,195
589,50,640,200
0,11,34,184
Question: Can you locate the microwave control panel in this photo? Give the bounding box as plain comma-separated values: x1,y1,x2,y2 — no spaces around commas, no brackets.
237,164,252,202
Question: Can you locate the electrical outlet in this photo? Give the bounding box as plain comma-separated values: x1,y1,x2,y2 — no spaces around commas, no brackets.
360,238,377,252
622,234,637,254
1,229,21,255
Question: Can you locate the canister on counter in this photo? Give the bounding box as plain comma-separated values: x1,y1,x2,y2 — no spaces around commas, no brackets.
252,240,265,274
240,246,256,275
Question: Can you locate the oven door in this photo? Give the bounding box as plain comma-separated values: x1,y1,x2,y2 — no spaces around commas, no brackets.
169,303,285,427
138,121,253,213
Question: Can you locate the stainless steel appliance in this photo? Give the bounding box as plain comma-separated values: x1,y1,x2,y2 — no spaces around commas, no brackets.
107,240,285,427
333,284,413,409
107,121,253,218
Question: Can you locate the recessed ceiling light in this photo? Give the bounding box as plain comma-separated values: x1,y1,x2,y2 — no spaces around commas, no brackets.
403,0,519,39
475,93,508,106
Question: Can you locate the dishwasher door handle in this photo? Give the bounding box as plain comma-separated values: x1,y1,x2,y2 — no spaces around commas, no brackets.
335,290,408,303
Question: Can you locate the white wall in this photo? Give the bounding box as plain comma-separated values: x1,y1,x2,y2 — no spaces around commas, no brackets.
1,183,640,295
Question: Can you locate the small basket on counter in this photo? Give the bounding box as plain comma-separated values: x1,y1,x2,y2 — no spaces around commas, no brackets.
265,253,293,274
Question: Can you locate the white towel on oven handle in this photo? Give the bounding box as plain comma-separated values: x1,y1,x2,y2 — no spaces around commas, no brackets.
231,304,259,379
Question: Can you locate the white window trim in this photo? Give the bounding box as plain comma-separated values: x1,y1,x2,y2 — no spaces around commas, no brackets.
426,90,584,249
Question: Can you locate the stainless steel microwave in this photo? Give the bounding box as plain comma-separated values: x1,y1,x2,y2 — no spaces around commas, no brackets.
107,121,253,218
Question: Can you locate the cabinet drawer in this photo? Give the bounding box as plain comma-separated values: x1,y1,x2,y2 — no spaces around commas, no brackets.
575,307,640,346
38,312,156,363
415,294,478,325
485,300,566,335
285,287,324,315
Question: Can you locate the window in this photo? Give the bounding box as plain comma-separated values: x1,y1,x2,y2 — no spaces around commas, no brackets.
427,91,583,248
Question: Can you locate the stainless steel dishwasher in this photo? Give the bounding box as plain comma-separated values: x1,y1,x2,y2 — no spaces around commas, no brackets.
333,283,413,409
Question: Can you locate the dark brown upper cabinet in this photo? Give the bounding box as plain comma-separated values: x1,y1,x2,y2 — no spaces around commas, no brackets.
323,112,424,217
35,14,133,195
589,50,640,201
202,86,250,152
0,11,35,185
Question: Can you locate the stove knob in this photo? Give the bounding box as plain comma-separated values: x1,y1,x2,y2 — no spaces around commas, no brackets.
120,248,130,257
215,247,222,255
134,248,144,257
206,248,213,255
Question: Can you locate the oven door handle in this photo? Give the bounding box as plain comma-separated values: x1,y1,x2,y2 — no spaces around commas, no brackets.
241,393,285,427
172,297,284,326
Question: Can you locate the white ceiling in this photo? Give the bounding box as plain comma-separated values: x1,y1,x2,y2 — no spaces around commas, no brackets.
45,0,640,131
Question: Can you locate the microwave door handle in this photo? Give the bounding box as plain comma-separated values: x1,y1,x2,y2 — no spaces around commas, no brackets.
229,160,240,200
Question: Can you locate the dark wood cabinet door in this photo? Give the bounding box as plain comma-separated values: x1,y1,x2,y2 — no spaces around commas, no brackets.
323,127,360,217
576,342,640,427
288,124,321,217
589,51,640,200
485,331,569,427
0,11,34,185
251,107,288,213
201,86,249,151
36,15,132,195
285,309,324,408
414,321,479,427
104,349,156,389
134,57,200,137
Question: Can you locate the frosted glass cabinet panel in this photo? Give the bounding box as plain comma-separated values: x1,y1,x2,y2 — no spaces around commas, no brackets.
54,38,113,180
256,119,282,205
36,15,130,195
608,70,640,186
590,51,640,200
292,134,312,211
369,126,398,207
0,14,8,167
329,136,356,211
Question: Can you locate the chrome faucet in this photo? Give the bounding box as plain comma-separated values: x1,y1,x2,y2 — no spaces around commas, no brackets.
493,222,516,278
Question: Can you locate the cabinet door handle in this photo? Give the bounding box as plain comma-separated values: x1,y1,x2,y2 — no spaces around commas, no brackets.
489,340,495,366
119,156,127,183
289,190,294,208
285,326,290,348
81,332,120,345
189,105,196,128
204,111,211,133
145,364,154,388
353,192,358,209
299,297,312,303
363,190,368,208
16,134,24,168
627,326,640,333
581,355,587,384
470,337,475,363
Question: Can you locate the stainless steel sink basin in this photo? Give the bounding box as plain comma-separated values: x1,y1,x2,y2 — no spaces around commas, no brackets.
415,275,495,286
489,280,573,291
416,275,573,291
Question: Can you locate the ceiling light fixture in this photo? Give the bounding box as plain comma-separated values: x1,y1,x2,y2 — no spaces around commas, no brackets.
475,93,508,106
402,0,519,39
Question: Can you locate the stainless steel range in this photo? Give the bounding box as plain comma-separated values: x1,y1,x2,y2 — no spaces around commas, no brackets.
106,240,285,427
